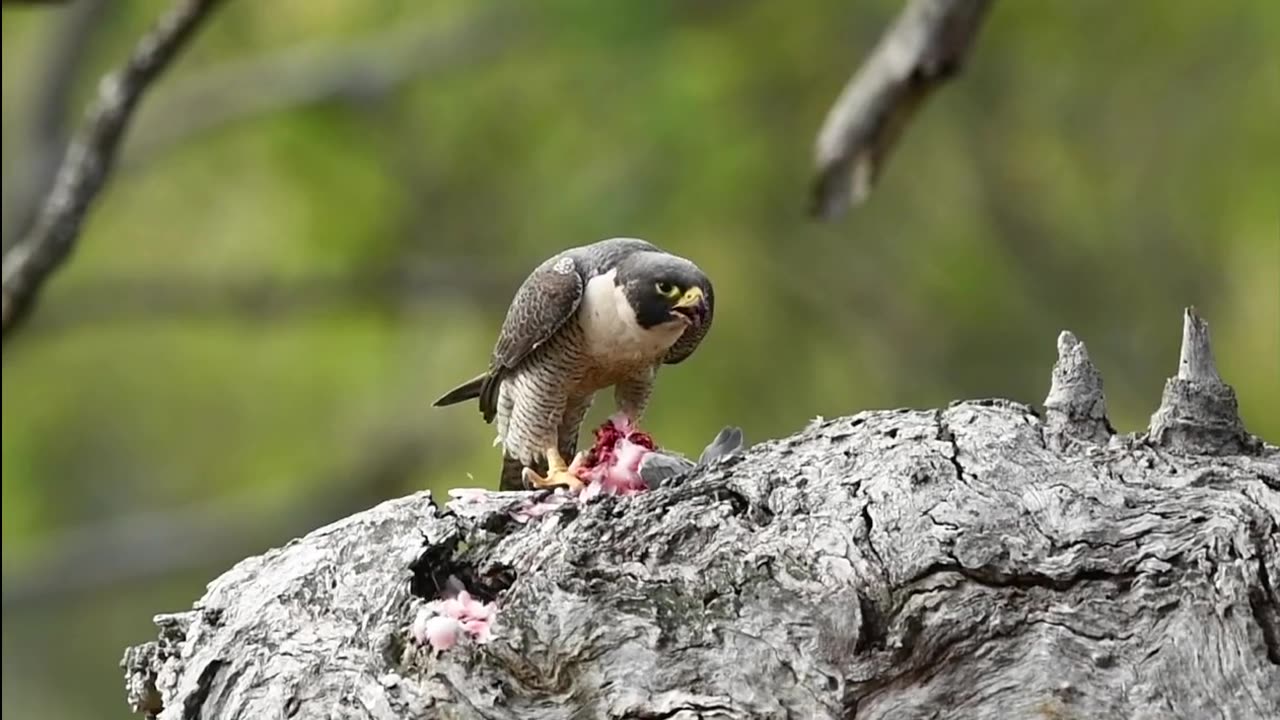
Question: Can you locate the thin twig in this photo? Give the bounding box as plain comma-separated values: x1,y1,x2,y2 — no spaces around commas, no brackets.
0,0,227,341
811,0,994,219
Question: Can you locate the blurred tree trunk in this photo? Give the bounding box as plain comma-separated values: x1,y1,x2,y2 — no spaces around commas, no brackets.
122,311,1279,719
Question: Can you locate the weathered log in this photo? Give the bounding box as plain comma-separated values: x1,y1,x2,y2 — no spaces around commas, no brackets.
123,309,1279,719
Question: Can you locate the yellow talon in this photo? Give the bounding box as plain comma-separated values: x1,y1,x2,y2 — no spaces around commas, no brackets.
522,447,587,491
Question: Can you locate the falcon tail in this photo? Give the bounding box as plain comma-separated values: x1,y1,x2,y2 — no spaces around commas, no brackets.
500,455,532,492
432,372,487,407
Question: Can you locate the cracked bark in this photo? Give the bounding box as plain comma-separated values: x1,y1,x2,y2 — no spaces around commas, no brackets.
122,309,1280,719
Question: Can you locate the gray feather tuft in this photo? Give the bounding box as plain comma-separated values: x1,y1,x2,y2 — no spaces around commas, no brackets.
697,426,744,465
638,425,745,489
637,453,696,489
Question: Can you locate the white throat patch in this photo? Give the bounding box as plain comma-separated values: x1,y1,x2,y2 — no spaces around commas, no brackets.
578,270,683,365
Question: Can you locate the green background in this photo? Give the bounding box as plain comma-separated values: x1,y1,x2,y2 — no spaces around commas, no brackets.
2,2,1276,718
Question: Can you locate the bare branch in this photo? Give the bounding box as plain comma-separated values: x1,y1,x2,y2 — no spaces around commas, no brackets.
0,0,227,342
811,0,993,219
1,0,110,251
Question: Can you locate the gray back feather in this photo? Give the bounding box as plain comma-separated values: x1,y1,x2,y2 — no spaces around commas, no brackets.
491,255,585,371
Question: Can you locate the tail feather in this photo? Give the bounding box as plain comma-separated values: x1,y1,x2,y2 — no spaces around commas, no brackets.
433,372,487,407
501,455,539,491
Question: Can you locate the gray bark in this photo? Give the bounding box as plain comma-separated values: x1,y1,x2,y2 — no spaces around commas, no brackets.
122,309,1280,719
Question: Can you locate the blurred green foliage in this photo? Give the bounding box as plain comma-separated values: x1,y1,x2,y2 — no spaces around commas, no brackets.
2,1,1277,718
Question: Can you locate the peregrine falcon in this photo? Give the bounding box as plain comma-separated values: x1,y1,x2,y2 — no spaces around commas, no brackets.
433,237,714,491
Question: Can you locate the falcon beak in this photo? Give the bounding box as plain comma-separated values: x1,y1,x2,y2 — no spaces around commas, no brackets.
671,287,706,324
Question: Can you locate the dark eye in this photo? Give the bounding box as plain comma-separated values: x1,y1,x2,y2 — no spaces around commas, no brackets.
655,282,678,297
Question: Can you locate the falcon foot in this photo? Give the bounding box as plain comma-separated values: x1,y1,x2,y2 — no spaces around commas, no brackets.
522,447,587,492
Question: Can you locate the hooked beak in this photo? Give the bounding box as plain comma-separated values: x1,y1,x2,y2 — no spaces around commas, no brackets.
671,286,707,324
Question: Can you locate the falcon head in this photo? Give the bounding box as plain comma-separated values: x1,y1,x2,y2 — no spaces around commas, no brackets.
615,251,712,330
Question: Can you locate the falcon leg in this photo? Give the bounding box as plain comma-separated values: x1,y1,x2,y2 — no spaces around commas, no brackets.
522,447,588,491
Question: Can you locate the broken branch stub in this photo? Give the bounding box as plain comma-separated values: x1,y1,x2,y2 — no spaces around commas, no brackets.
122,311,1280,719
1043,330,1113,450
1148,307,1254,455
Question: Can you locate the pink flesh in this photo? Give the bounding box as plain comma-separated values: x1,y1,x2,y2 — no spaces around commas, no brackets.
423,615,461,651
575,414,657,498
415,587,497,650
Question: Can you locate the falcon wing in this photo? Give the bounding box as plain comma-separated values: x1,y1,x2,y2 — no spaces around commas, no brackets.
663,278,714,364
477,253,585,422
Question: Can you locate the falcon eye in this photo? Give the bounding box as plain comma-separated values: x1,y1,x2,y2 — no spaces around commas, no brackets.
655,282,681,298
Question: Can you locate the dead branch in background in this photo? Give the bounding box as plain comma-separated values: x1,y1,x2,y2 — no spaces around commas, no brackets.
1,0,110,251
811,0,993,219
0,0,227,342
